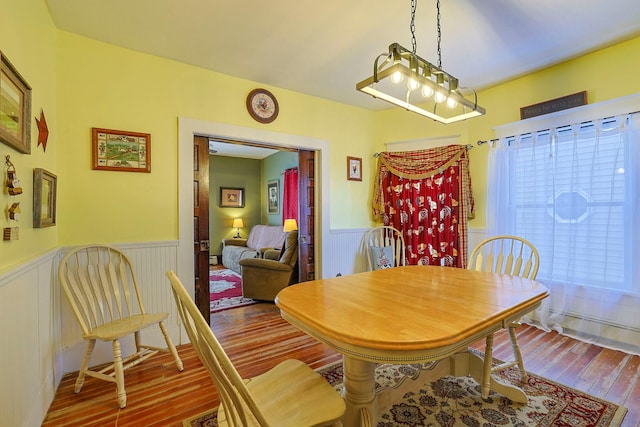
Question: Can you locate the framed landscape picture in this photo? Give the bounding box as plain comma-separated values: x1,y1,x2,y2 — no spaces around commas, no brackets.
92,128,151,172
0,52,32,154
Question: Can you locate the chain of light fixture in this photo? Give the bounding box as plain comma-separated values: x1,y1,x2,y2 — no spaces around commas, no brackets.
410,0,442,66
436,0,442,68
410,0,417,54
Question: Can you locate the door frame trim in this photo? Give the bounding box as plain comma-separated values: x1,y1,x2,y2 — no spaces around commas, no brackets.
177,117,331,294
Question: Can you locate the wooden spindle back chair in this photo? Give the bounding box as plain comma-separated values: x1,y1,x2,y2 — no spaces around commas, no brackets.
467,236,540,391
166,270,345,426
58,245,183,408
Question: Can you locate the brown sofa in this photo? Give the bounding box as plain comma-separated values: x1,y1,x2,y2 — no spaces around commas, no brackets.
221,224,287,274
239,230,299,301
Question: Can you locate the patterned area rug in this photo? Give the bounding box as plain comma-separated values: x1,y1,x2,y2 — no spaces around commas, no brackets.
209,269,257,313
183,357,626,427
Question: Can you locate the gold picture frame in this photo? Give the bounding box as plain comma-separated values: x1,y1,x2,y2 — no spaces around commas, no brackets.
33,168,57,228
0,52,32,154
347,156,362,181
92,127,151,172
220,187,245,208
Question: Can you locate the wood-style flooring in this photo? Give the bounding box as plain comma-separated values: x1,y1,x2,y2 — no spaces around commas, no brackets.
42,303,640,427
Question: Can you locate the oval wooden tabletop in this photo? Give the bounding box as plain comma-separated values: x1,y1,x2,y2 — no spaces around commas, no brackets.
275,265,549,352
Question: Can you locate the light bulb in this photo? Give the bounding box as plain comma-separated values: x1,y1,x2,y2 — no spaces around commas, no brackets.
391,71,404,84
407,78,420,91
434,91,446,103
421,85,434,98
446,97,458,109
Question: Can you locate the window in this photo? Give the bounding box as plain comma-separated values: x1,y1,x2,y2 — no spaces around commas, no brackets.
508,119,633,292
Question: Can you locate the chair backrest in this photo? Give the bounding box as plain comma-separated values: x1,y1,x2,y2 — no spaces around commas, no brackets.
58,245,146,336
279,230,299,268
166,270,269,426
467,235,539,279
365,226,406,271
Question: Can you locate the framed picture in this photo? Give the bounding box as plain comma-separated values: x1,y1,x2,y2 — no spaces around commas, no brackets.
33,168,57,228
92,127,151,172
220,187,244,208
267,179,280,214
0,52,32,154
347,156,362,181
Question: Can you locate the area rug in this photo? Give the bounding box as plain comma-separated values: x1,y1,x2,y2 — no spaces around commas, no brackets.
183,358,627,427
209,269,257,313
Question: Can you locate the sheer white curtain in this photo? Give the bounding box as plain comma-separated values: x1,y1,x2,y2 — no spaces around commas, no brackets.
487,112,640,355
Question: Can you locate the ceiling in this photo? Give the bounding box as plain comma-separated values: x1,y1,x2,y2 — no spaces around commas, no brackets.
44,0,640,156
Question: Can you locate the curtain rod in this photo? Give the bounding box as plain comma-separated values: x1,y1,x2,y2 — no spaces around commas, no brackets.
477,110,640,146
373,144,474,157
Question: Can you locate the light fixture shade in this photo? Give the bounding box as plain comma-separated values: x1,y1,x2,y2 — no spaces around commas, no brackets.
232,218,244,228
356,43,485,124
283,219,298,232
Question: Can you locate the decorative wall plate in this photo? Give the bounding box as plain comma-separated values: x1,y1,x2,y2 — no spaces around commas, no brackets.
246,89,279,123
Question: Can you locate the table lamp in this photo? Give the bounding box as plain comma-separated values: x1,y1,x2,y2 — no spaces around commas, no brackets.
283,219,298,232
232,218,244,238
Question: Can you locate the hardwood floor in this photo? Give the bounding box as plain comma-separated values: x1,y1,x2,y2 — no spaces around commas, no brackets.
42,303,639,426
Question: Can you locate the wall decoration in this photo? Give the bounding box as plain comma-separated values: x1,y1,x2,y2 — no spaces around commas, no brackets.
347,156,362,181
4,155,21,240
520,91,587,120
267,179,280,214
35,110,49,152
219,187,245,208
5,155,22,195
0,52,32,154
33,168,57,228
246,88,279,123
91,127,151,172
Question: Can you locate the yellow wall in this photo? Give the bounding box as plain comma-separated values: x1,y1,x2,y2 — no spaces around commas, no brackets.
374,36,640,228
54,31,376,248
3,0,640,271
0,0,58,270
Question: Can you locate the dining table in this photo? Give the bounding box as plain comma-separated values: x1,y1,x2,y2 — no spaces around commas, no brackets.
275,265,549,427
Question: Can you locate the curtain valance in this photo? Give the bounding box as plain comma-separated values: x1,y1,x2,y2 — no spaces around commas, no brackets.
373,145,474,219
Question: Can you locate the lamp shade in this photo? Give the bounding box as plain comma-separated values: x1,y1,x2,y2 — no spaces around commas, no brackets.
232,218,244,228
283,219,298,232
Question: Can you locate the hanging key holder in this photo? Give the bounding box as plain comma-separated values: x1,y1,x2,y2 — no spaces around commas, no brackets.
5,155,23,196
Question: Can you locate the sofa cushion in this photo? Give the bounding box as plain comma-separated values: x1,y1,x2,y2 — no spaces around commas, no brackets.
246,224,287,251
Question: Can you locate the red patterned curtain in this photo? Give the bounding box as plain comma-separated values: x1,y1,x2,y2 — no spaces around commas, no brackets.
373,145,474,268
282,167,298,224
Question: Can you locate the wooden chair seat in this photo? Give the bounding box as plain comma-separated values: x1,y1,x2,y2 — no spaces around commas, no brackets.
82,313,169,341
166,270,345,426
218,359,345,426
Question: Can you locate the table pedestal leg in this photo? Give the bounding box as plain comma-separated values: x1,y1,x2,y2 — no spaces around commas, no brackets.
342,356,377,427
450,351,527,403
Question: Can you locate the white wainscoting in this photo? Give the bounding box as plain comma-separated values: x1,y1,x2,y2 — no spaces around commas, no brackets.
0,241,180,427
324,228,370,277
324,227,488,278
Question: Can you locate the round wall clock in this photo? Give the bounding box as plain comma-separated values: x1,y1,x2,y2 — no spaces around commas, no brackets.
246,88,279,123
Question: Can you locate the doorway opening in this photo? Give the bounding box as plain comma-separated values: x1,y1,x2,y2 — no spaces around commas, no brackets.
178,117,331,324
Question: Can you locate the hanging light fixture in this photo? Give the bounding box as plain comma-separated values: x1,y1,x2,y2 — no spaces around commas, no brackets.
356,0,485,124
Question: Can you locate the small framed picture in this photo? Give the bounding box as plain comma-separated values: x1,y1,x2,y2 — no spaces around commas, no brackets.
347,156,362,181
220,187,245,208
92,128,151,173
33,168,57,228
267,180,280,214
0,52,32,154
